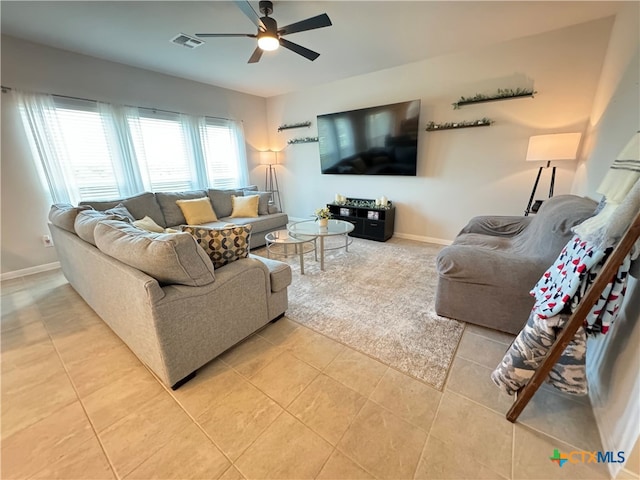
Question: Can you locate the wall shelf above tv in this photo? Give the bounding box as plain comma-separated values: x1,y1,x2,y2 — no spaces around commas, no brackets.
287,137,318,144
426,119,493,131
452,88,536,109
278,121,311,132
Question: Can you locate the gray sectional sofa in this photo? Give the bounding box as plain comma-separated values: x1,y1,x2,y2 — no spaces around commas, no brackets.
48,187,292,389
78,186,288,248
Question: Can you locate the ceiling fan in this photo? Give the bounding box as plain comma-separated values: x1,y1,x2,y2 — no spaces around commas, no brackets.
195,0,332,63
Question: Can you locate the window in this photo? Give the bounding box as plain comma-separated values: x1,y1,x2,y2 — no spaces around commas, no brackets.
129,112,196,192
53,98,122,201
16,90,249,205
202,118,241,189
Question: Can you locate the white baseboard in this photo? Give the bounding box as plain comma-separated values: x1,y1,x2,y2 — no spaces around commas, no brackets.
1,262,61,281
393,232,452,246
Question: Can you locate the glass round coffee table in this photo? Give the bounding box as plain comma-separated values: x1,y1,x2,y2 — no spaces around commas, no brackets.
265,229,317,275
287,219,355,271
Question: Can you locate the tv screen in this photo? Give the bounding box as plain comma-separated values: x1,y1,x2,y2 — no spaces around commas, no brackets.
317,100,421,176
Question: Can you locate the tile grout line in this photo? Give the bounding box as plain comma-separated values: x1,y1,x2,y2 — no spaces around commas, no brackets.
33,296,121,480
321,364,391,480
512,419,516,480
436,390,514,479
410,389,447,480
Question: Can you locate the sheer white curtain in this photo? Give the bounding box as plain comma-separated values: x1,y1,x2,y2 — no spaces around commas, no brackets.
99,102,145,196
15,88,250,204
180,114,208,189
14,89,75,204
229,119,250,187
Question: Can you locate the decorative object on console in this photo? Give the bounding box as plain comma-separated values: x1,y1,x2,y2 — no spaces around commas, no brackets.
426,118,493,131
524,132,581,216
452,87,537,109
287,137,318,144
260,150,282,212
334,193,346,204
327,197,395,241
278,121,311,132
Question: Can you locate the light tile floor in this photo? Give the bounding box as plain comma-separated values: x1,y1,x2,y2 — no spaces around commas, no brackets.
1,269,636,479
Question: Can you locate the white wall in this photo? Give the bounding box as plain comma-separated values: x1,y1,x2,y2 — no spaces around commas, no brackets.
569,3,640,478
266,18,613,242
0,35,268,275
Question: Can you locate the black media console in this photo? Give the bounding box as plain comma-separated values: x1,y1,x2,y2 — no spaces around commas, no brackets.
327,198,395,242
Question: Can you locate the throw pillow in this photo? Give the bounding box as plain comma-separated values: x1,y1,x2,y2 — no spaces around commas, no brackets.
253,191,273,215
104,203,135,222
133,215,165,233
176,197,218,225
182,224,252,269
230,194,259,218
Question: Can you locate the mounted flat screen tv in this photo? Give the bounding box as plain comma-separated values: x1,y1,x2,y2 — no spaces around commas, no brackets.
317,99,421,176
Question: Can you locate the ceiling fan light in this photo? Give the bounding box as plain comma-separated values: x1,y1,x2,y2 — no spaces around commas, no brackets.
258,35,279,51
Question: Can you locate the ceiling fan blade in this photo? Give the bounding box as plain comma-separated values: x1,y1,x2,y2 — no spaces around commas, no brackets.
234,0,267,32
248,46,264,63
279,38,320,61
195,33,256,38
278,13,332,36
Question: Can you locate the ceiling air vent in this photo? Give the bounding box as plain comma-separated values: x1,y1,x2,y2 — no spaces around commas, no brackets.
170,33,204,49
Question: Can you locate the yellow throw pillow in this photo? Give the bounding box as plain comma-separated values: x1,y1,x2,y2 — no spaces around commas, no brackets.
230,194,259,218
176,197,218,225
133,215,165,233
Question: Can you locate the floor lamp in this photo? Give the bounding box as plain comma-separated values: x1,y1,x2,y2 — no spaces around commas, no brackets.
524,133,581,216
260,150,282,212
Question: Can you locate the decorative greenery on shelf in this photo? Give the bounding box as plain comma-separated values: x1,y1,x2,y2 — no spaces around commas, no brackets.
426,118,493,131
287,137,318,144
452,88,537,109
277,121,311,132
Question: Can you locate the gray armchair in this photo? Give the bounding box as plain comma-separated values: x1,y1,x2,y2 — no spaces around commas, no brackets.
435,195,598,334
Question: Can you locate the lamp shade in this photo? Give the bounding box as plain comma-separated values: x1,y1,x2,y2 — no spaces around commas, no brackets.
526,133,582,162
260,150,277,165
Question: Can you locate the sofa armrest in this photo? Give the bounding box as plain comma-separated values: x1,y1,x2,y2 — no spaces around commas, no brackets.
459,215,533,237
436,244,545,293
250,255,292,293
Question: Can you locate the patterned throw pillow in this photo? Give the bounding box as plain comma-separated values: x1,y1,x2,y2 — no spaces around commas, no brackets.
182,224,252,269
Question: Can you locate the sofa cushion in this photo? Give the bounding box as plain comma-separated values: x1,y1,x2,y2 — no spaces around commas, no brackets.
182,224,252,269
80,192,166,228
208,189,244,218
156,190,208,227
176,197,218,225
49,204,92,233
95,220,215,286
231,194,259,218
74,210,123,246
218,213,289,234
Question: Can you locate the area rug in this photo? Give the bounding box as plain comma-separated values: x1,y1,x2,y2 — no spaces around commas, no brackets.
256,236,465,390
